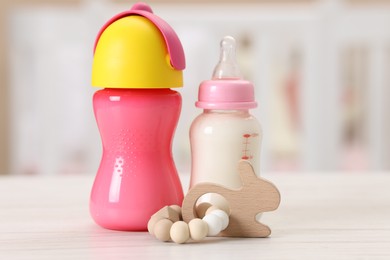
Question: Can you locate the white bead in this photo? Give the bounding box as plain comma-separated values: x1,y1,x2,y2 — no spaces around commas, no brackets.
209,209,229,230
202,214,223,236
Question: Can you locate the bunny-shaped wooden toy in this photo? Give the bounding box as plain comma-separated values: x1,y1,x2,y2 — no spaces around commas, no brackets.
182,160,281,238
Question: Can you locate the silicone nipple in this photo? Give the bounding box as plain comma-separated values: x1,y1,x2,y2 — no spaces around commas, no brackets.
212,36,243,80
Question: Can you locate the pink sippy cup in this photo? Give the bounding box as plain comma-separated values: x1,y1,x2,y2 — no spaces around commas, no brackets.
90,3,185,231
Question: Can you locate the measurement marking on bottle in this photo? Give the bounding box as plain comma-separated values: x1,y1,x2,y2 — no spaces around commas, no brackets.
241,133,258,160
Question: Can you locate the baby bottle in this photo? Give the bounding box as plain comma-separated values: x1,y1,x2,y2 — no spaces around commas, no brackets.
190,36,261,191
90,3,185,231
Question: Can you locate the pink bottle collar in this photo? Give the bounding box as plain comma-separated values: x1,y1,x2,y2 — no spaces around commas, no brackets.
93,2,185,71
196,79,257,110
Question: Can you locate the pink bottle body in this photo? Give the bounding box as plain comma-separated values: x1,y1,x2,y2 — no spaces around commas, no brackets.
90,88,184,231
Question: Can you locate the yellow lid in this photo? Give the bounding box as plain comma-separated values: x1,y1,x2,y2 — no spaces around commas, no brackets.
92,14,183,89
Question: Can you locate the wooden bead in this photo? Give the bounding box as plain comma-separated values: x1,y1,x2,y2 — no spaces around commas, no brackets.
208,195,230,215
169,205,182,216
153,219,173,242
147,216,159,235
202,214,222,236
155,206,180,222
205,205,220,216
170,221,190,244
148,206,180,235
209,209,229,230
188,218,208,241
195,202,212,218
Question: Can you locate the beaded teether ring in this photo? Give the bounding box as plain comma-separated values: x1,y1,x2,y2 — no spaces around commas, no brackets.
148,203,229,244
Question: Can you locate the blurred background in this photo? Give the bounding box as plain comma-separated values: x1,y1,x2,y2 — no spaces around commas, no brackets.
0,0,389,175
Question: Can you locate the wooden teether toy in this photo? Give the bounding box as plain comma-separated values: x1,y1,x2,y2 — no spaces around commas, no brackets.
182,160,280,238
147,160,280,243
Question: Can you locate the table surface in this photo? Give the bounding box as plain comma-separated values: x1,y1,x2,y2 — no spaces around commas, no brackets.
1,173,389,260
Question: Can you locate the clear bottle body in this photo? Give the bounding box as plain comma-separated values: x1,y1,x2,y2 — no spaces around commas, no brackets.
190,109,262,189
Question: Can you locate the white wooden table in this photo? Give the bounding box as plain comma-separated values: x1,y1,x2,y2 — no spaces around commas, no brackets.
1,173,389,259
